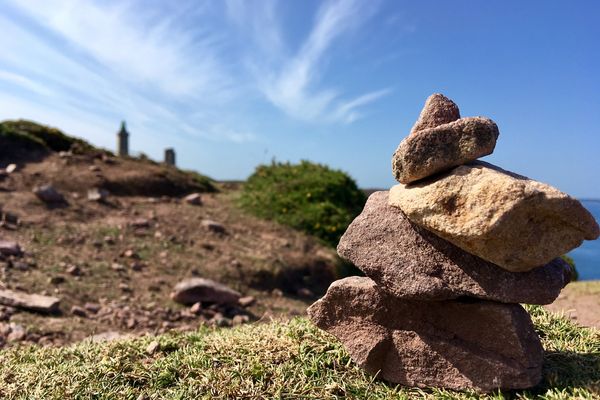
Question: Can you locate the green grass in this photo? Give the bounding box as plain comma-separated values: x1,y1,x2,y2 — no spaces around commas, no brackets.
239,160,366,247
0,119,94,153
0,307,598,399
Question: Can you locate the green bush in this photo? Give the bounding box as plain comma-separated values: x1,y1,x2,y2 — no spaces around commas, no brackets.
561,254,579,281
239,160,366,247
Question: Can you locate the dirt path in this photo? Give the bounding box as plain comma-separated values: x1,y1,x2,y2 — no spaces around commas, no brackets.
544,280,600,329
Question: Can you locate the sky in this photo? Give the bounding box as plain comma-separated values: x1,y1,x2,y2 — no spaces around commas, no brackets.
0,0,599,198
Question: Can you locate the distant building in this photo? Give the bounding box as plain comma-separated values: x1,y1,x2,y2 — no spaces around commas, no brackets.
117,121,129,157
164,148,176,166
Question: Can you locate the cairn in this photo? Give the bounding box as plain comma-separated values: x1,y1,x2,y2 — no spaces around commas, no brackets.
308,94,600,392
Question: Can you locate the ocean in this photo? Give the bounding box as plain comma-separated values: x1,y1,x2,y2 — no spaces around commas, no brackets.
570,200,600,280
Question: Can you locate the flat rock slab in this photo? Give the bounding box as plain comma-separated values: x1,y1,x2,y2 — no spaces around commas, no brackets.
389,162,600,271
0,240,22,257
0,289,60,313
308,277,543,392
392,117,499,184
338,191,570,304
171,277,241,305
184,193,203,205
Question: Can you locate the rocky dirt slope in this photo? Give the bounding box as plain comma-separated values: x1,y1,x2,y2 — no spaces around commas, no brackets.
0,121,339,348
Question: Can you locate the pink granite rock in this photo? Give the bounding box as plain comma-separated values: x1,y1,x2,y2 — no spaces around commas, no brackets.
308,276,543,392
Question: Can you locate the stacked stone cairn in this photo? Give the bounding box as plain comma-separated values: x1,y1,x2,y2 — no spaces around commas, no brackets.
307,94,600,392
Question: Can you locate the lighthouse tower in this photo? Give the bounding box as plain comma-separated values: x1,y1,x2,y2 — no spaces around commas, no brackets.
117,121,129,157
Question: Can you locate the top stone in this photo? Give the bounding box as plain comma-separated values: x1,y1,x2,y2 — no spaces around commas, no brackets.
410,93,460,134
392,94,499,184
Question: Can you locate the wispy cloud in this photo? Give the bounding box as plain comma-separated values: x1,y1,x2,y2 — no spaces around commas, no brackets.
234,0,391,123
6,0,231,100
0,0,259,150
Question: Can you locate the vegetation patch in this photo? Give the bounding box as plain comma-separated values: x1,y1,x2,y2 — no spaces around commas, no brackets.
1,119,94,153
0,308,597,399
239,160,366,247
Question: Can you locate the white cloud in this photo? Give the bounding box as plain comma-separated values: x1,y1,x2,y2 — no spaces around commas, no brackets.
0,2,256,149
237,0,390,124
6,0,232,100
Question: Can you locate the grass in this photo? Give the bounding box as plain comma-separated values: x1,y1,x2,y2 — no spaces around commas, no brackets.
0,307,598,399
1,119,94,153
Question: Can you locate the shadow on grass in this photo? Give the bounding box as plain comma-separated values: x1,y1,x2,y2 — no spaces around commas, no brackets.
539,350,600,391
501,351,600,398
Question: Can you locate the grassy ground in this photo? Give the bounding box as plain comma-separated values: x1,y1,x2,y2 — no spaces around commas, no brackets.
0,306,597,399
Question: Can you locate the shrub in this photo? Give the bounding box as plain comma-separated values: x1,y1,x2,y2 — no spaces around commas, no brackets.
561,254,579,281
239,160,366,247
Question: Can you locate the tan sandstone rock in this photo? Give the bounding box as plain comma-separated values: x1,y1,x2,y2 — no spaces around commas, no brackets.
392,117,499,184
389,161,600,271
308,277,543,392
338,191,570,304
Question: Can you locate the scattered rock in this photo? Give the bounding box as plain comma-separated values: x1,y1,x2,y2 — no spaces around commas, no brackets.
0,241,22,257
308,277,543,392
0,289,60,313
146,340,160,355
87,188,109,202
6,323,26,342
392,117,499,184
238,296,256,308
389,162,600,271
130,218,151,229
170,278,241,306
66,265,81,276
184,193,203,205
33,184,65,204
119,283,132,292
111,263,126,272
130,261,145,271
201,219,226,234
71,305,88,318
5,164,17,174
190,302,202,315
210,313,231,327
84,302,101,314
232,314,249,326
122,249,139,259
11,261,30,271
410,93,461,135
88,165,101,172
338,191,570,304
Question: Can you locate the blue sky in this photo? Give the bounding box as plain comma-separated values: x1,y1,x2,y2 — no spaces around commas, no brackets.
0,1,599,198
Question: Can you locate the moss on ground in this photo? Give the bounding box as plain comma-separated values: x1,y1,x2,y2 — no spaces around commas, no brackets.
0,307,597,399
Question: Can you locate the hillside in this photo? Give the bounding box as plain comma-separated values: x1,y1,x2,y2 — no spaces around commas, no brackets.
0,120,340,347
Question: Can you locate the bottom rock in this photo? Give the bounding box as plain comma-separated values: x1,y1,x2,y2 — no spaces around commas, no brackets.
307,277,543,392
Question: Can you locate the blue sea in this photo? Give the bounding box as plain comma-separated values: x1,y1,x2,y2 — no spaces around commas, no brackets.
569,200,600,280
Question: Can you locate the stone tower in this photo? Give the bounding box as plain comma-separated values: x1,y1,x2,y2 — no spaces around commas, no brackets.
117,121,129,157
164,148,176,166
